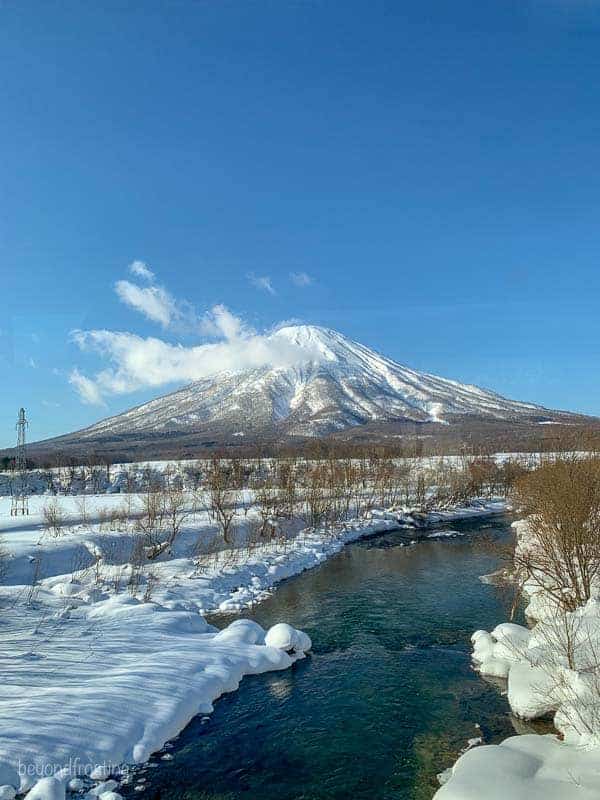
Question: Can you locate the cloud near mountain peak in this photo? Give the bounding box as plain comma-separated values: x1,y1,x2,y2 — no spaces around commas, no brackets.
68,266,318,405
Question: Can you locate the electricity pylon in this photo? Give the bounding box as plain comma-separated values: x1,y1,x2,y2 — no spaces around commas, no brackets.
10,408,29,516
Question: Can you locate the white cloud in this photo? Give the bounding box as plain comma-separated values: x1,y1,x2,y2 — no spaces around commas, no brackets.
69,310,319,405
69,265,320,405
115,280,181,328
116,264,200,333
128,260,155,281
28,357,37,369
69,368,105,405
248,273,276,295
290,271,313,287
199,304,249,340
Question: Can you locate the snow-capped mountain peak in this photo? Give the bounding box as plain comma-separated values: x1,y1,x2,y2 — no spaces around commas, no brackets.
69,324,562,443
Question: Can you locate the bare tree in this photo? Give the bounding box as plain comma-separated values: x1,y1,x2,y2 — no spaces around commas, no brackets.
302,464,331,528
137,483,192,560
206,460,240,545
514,456,600,611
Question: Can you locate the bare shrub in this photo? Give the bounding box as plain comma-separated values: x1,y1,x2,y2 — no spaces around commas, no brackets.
206,460,240,545
302,464,330,528
533,608,587,671
514,456,600,611
499,459,528,498
42,499,65,538
96,507,108,531
193,529,221,572
184,460,204,491
108,506,128,531
413,472,424,509
254,480,281,542
354,457,379,515
68,544,93,582
0,536,9,585
26,554,43,605
74,495,91,526
468,457,500,497
275,460,297,517
430,460,471,507
372,458,402,509
527,608,600,739
157,485,192,556
143,571,158,602
136,482,192,560
127,536,147,596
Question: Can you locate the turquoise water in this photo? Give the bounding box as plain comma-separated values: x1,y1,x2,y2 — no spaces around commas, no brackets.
130,517,521,800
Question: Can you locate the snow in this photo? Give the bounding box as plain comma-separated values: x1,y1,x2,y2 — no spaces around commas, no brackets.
427,402,449,425
0,591,310,795
437,515,600,800
471,622,532,679
0,489,504,800
87,782,118,796
435,734,600,799
264,622,312,653
24,779,65,800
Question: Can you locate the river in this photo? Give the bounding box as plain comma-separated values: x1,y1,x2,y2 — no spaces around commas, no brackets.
127,515,524,800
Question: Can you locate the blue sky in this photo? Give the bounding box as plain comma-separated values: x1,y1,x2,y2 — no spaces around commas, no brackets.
3,1,600,446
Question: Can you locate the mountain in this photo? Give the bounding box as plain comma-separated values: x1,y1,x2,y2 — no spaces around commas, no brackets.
26,324,590,459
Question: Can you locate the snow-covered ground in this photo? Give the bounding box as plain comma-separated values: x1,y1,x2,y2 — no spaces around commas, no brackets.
0,492,505,800
435,517,600,800
0,450,578,499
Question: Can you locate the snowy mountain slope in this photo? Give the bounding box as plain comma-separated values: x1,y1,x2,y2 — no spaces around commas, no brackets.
64,324,566,444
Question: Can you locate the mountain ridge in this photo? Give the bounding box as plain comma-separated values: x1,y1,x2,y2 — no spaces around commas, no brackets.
25,324,587,460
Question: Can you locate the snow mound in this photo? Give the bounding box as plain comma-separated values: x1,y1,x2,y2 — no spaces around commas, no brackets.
265,623,312,653
0,598,310,797
434,734,600,800
24,778,65,800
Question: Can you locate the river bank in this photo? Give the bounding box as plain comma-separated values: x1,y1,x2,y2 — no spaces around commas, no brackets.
0,496,505,800
435,517,600,800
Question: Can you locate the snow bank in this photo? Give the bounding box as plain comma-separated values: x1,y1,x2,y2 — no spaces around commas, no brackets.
0,594,310,796
0,494,504,800
0,495,505,613
435,734,600,799
471,623,532,680
471,527,600,736
437,516,600,799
